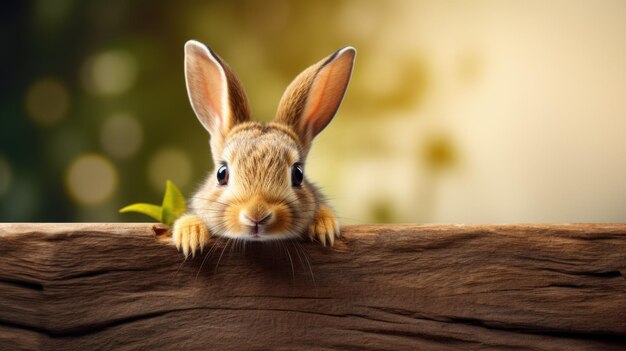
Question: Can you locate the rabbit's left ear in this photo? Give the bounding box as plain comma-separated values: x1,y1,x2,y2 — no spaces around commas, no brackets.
184,40,250,141
275,47,356,146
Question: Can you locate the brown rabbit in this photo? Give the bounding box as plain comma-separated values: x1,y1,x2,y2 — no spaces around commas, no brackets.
173,40,355,257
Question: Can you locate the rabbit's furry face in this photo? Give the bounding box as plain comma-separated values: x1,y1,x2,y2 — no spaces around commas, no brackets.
190,122,316,241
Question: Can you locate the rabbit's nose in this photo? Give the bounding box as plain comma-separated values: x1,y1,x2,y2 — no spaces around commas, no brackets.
243,213,273,225
239,210,275,226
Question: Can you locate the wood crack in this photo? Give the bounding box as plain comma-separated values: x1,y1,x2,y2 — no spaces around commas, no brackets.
363,305,625,343
0,278,44,291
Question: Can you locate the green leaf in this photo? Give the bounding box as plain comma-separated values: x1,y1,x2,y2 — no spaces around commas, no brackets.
119,180,187,226
119,203,163,222
161,180,187,226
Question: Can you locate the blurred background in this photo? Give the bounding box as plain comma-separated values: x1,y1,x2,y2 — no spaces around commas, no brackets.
1,0,625,223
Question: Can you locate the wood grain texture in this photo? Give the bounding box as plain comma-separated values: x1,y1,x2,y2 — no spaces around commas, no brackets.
0,223,624,351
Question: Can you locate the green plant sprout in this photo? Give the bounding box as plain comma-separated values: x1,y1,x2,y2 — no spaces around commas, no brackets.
119,180,186,226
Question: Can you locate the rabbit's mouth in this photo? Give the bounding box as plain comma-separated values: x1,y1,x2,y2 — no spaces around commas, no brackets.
248,224,261,237
223,210,300,241
240,212,274,239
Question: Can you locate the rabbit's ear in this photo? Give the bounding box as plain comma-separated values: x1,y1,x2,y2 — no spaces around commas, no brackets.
275,47,355,145
185,40,250,139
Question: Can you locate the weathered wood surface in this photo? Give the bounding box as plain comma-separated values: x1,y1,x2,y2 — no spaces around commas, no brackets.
0,223,624,351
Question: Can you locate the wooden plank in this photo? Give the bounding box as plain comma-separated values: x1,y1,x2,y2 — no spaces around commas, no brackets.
0,223,624,350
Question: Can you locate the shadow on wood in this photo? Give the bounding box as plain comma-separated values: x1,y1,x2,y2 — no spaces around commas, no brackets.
0,223,625,350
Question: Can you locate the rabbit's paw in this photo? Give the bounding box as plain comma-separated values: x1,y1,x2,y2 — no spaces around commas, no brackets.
308,205,340,247
172,214,210,257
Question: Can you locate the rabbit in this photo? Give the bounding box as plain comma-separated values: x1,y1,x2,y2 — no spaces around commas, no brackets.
172,40,355,257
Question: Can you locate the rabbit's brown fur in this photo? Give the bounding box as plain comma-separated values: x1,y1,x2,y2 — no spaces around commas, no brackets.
173,40,355,256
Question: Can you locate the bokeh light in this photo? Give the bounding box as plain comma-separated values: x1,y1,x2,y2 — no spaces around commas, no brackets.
83,50,138,95
100,114,143,159
0,155,12,197
24,77,70,126
65,154,118,205
422,134,458,173
147,148,192,192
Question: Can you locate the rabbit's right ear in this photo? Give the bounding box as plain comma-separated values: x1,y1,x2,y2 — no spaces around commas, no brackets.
184,40,250,141
275,47,356,148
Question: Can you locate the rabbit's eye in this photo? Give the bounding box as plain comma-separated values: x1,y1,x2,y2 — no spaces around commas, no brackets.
217,164,229,186
291,163,303,187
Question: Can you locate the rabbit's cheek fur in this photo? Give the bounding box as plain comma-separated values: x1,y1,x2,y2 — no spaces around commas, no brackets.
265,204,295,234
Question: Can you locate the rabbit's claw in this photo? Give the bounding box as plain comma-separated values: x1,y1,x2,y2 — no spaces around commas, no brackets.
172,214,210,258
308,205,340,247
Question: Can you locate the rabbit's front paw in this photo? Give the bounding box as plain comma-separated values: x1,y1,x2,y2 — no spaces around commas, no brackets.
308,205,340,247
172,214,210,257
